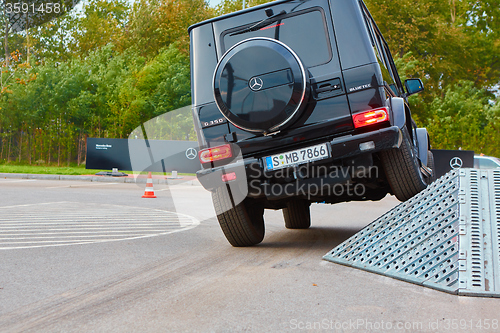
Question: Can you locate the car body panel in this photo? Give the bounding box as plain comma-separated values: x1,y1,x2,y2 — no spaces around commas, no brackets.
189,0,427,203
474,156,500,169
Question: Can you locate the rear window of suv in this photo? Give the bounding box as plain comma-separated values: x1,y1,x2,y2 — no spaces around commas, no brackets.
222,8,332,68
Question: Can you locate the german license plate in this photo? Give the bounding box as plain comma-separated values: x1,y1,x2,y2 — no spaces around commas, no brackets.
264,143,330,171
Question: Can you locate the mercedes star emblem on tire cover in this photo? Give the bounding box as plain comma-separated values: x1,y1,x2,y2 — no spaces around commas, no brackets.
213,37,309,134
249,77,264,91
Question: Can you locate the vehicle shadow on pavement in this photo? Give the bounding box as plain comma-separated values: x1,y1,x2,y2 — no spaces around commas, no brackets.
255,226,361,252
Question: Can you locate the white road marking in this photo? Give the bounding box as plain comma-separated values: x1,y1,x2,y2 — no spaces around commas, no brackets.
45,182,120,189
156,185,202,191
0,234,167,240
0,226,192,231
0,222,193,226
0,179,37,183
0,202,200,250
0,231,174,237
0,201,69,209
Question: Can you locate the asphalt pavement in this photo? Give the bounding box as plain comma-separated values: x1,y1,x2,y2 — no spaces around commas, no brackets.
0,176,498,332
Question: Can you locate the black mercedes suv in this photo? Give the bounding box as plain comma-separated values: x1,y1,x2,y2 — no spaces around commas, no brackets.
188,0,435,246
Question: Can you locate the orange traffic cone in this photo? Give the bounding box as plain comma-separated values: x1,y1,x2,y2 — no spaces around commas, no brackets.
142,172,157,198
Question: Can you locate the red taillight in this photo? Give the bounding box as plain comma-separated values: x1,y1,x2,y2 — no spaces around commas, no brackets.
199,144,233,164
352,107,389,128
221,172,237,182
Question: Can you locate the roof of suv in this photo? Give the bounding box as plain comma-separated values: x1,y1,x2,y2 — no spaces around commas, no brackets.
188,0,326,33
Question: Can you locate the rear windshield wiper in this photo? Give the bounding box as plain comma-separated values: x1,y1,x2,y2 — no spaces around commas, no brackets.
230,10,287,36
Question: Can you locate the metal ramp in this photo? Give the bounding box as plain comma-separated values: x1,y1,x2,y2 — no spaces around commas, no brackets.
323,169,500,297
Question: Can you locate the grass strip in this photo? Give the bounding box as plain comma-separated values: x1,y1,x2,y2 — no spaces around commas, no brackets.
0,164,195,176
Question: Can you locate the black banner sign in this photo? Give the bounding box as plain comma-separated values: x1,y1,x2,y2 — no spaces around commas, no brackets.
86,138,201,174
431,149,474,178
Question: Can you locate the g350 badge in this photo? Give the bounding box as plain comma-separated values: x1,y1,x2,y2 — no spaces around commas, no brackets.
203,118,226,127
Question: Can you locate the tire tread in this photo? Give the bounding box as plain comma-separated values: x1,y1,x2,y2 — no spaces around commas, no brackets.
212,187,264,246
381,127,427,201
283,200,311,229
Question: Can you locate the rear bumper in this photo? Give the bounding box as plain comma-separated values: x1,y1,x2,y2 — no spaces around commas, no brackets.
197,125,401,193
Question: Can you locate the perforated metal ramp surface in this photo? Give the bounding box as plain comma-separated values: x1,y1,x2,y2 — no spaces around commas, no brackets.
323,169,500,297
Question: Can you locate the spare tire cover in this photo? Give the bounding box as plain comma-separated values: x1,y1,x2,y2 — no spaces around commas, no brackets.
213,37,309,134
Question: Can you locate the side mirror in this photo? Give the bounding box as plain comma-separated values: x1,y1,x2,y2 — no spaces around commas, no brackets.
404,78,424,96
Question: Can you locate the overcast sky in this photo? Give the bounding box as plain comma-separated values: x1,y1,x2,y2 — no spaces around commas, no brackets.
208,0,223,8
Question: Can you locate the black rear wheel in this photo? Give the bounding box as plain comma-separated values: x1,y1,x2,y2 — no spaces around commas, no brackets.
426,150,436,184
212,187,265,247
283,199,311,229
380,127,428,201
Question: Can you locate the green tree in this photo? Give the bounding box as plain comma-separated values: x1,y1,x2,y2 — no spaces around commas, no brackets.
68,0,129,58
0,0,203,165
215,0,271,15
365,0,500,97
116,43,191,137
425,81,499,155
123,0,213,57
29,12,77,63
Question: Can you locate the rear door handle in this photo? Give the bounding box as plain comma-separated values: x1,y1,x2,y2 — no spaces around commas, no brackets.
316,83,340,94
